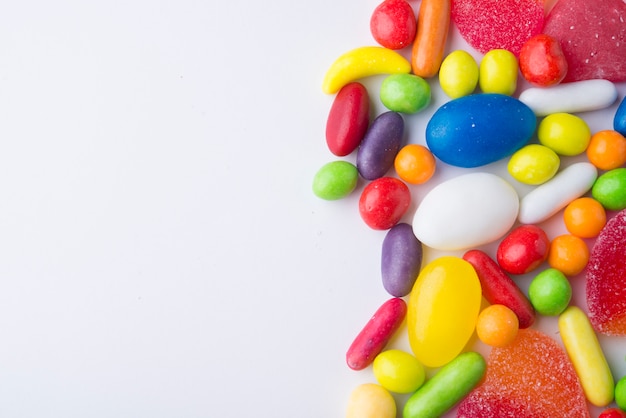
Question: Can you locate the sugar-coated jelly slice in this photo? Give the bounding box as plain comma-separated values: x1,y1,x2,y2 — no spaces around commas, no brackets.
457,328,590,418
586,209,626,335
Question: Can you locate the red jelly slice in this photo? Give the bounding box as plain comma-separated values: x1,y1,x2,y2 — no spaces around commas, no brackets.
457,328,590,418
451,0,544,56
586,209,626,335
543,0,626,82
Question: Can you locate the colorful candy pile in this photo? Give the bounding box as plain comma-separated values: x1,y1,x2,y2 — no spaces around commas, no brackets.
313,0,626,417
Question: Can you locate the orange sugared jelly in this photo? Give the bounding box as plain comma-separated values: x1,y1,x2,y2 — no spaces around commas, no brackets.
457,328,589,418
587,209,626,335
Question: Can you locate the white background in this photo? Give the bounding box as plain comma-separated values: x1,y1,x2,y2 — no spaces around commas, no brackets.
0,0,623,417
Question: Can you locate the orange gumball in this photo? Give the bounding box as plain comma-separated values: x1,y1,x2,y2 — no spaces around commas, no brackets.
563,197,607,238
586,130,626,170
548,234,590,277
394,144,436,185
476,304,519,347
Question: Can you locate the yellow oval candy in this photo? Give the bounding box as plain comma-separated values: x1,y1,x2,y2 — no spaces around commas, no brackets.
345,383,396,418
507,144,561,185
538,112,591,156
479,49,518,96
407,256,482,368
322,46,411,94
439,50,479,99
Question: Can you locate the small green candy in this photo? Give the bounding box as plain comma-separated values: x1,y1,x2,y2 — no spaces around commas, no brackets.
592,168,626,211
615,375,626,410
528,268,572,316
312,160,358,200
380,73,431,114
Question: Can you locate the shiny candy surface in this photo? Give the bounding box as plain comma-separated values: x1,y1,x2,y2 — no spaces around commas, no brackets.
325,82,370,157
370,0,417,50
528,268,572,316
425,94,535,168
358,177,411,230
507,144,560,185
381,223,423,297
476,304,519,347
538,112,591,156
479,49,518,95
312,161,359,201
592,168,626,211
407,257,482,368
586,130,626,171
356,111,404,180
412,172,519,251
548,234,590,277
518,34,568,87
616,95,626,136
563,197,607,239
438,50,479,98
393,144,436,185
379,74,431,114
373,349,425,394
345,383,396,418
496,224,550,275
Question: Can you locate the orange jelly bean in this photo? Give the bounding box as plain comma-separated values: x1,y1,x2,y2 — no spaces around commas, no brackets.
586,129,626,170
394,144,436,185
548,234,590,277
563,197,607,238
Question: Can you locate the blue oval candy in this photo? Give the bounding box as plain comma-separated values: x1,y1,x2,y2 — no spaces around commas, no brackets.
614,95,626,136
426,94,536,168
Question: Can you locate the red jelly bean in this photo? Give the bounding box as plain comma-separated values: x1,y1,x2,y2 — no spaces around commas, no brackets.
496,224,550,275
463,249,535,328
451,0,544,56
346,297,407,370
519,34,568,86
370,0,417,50
587,209,626,335
325,82,370,157
359,177,411,230
599,408,626,418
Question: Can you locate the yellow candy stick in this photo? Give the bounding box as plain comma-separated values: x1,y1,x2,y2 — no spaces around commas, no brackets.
321,46,411,94
558,305,615,407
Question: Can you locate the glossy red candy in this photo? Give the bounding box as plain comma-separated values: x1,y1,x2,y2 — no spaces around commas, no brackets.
543,0,626,82
496,224,550,275
586,209,626,335
457,328,590,418
346,297,407,370
359,177,411,230
370,0,417,50
519,34,568,86
451,0,544,56
463,249,535,328
599,408,626,418
325,82,370,157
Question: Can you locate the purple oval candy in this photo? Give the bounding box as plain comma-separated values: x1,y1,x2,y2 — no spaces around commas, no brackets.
357,111,404,180
381,223,423,297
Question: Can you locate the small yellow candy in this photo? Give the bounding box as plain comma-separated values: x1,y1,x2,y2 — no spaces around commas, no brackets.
538,113,591,156
345,383,396,418
407,256,482,368
507,144,561,185
373,349,426,394
558,305,615,407
479,49,518,96
439,50,479,98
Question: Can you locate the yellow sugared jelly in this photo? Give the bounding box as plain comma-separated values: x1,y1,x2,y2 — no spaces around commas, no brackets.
408,256,482,368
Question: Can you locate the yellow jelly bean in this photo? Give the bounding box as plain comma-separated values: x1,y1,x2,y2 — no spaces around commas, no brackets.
373,349,426,394
439,50,479,98
345,383,396,418
558,305,615,407
479,49,518,96
507,144,560,185
407,256,482,368
538,113,591,156
322,46,411,94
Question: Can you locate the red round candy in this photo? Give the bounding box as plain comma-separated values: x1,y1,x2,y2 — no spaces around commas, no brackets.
326,82,370,156
497,225,550,275
519,34,568,86
599,408,626,418
359,177,411,230
370,0,417,50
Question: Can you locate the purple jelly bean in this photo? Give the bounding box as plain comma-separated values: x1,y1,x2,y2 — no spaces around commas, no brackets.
381,223,423,297
357,111,404,180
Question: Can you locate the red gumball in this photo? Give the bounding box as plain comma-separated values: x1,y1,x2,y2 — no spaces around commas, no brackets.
497,225,550,275
359,177,411,230
370,0,417,50
599,408,626,418
519,34,568,86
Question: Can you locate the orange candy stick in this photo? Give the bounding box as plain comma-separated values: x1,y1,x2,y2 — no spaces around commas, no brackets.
411,0,450,78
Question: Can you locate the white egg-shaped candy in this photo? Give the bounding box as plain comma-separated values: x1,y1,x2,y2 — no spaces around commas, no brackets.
412,172,519,251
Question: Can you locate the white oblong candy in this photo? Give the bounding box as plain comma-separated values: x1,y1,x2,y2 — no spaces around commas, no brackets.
519,162,598,224
412,172,519,251
519,79,618,116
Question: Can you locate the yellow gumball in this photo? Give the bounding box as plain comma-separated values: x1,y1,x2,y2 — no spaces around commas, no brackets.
479,49,518,96
508,144,561,185
373,349,426,394
439,50,479,99
538,113,591,156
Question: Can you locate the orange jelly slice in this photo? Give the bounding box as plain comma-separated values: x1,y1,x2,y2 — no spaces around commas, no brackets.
457,328,590,417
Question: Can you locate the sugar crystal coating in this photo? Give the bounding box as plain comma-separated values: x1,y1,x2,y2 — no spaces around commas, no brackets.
586,209,626,335
457,328,590,418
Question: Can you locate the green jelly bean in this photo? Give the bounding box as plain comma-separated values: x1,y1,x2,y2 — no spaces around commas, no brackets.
528,268,572,316
312,160,358,200
615,375,626,410
380,73,431,114
592,168,626,211
403,351,486,418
